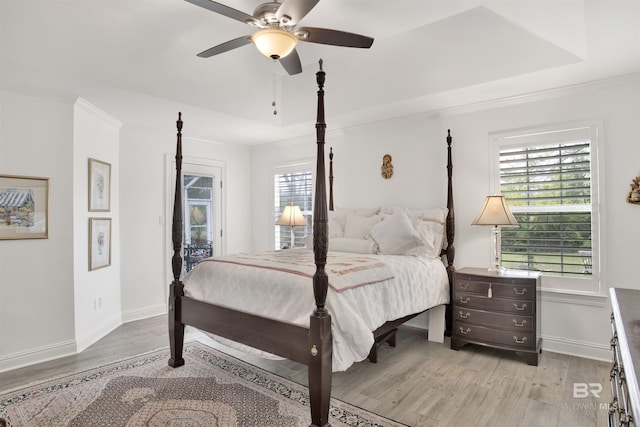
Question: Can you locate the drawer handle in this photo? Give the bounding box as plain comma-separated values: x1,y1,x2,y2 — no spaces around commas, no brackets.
514,303,528,311
459,327,471,335
459,297,470,304
459,282,470,290
514,287,527,295
513,319,527,327
513,336,528,344
459,311,470,319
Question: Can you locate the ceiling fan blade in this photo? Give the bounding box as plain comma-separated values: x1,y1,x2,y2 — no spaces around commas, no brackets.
276,0,319,25
184,0,258,26
279,49,302,75
197,35,253,58
296,27,374,48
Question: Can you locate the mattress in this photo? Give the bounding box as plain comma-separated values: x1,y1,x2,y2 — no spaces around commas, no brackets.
183,248,449,371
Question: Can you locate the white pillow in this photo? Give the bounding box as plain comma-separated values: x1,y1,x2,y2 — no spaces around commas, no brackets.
407,218,446,258
329,237,377,254
330,207,380,230
344,214,382,239
408,207,448,224
370,210,425,255
328,219,344,238
301,233,313,248
380,205,448,224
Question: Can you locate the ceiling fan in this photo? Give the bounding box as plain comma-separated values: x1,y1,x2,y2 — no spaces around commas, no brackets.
185,0,374,75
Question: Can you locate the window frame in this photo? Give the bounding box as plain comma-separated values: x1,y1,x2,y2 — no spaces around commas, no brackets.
273,159,315,250
489,121,604,295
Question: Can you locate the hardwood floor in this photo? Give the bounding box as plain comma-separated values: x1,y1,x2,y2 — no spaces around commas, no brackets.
0,315,612,427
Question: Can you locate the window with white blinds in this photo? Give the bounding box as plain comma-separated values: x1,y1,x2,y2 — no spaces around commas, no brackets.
491,124,602,293
274,162,313,249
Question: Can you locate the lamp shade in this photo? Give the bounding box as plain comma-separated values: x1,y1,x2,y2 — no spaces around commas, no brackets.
276,204,308,227
471,195,518,226
251,28,298,59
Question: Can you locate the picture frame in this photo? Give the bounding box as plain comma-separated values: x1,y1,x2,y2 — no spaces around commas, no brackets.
89,217,111,271
0,174,49,240
88,158,111,212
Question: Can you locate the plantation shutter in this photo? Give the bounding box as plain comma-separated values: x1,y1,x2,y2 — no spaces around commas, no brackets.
274,169,313,249
499,136,593,277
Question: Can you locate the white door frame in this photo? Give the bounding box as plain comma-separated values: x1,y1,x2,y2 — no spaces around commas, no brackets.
164,154,226,297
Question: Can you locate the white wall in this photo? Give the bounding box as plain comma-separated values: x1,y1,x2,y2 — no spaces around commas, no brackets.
73,99,122,352
0,90,76,370
119,124,252,322
251,74,640,360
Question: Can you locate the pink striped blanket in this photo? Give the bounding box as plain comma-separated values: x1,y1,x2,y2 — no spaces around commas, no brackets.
199,250,394,293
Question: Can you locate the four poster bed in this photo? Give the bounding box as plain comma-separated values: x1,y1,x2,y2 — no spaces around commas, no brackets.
168,61,455,427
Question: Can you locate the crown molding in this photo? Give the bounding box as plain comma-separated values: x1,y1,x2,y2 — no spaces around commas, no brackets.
438,72,640,117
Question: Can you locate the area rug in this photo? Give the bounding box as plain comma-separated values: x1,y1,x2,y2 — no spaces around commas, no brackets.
0,341,406,426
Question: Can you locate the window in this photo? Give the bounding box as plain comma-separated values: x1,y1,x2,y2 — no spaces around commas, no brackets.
491,123,602,294
274,162,313,249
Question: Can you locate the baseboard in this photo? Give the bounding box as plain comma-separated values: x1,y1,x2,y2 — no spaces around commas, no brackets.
122,304,167,323
75,313,123,353
0,339,77,374
541,334,612,362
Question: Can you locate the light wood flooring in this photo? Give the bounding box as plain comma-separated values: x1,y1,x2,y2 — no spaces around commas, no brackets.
0,315,612,427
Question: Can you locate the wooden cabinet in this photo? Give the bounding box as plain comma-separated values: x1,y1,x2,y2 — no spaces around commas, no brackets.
609,288,639,426
451,267,541,365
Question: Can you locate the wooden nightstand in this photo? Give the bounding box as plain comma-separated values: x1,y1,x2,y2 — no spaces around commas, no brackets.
451,267,542,365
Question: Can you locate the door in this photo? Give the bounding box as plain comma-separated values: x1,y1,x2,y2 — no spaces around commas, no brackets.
167,156,224,277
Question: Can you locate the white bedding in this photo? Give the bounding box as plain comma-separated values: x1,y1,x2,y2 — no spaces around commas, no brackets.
183,248,449,371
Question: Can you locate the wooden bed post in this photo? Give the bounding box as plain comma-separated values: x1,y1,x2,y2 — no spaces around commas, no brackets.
445,129,455,336
329,147,334,211
309,59,333,427
168,112,186,368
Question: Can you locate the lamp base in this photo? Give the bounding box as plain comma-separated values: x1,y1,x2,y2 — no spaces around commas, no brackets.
488,265,506,275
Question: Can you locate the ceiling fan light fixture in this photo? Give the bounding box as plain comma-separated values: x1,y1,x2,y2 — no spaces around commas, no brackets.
251,28,298,59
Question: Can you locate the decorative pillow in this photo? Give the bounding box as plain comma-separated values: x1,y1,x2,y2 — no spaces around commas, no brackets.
301,233,313,248
370,210,425,255
330,207,380,230
344,214,382,239
328,219,344,238
409,207,448,224
329,237,377,254
408,218,446,258
381,205,448,224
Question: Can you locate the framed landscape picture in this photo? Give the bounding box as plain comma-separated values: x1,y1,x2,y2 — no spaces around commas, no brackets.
89,217,111,271
0,174,49,240
88,158,111,212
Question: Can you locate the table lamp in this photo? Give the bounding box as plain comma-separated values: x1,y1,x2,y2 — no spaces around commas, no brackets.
276,204,308,249
472,195,519,273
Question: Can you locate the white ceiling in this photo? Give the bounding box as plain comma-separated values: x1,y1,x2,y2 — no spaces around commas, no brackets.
1,0,639,145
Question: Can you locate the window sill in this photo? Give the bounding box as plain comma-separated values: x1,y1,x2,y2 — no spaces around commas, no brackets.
539,287,608,307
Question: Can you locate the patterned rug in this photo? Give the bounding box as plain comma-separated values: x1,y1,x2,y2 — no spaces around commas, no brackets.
0,341,406,426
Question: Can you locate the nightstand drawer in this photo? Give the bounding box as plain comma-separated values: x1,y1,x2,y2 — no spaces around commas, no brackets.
454,322,535,350
455,279,533,300
454,307,534,332
454,292,533,315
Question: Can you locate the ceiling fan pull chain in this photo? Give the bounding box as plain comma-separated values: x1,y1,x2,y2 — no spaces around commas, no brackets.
272,63,278,115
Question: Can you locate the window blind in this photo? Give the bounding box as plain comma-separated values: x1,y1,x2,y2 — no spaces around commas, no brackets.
274,170,313,249
499,140,593,277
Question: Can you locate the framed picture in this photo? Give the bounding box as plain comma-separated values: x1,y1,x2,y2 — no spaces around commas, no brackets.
88,158,111,212
0,174,49,240
89,217,111,271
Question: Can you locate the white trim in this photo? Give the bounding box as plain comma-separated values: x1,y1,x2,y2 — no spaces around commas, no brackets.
541,334,611,362
122,304,167,323
489,121,604,295
0,340,77,374
75,313,122,353
75,97,123,128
